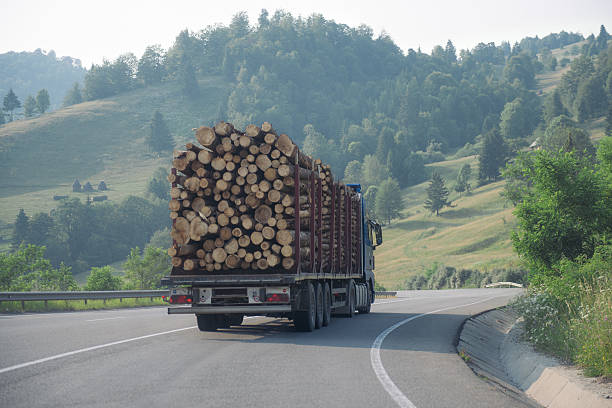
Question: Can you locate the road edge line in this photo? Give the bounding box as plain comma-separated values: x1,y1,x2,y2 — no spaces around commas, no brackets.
370,295,505,408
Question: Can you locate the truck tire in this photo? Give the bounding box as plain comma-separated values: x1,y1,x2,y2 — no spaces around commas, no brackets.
337,279,355,318
294,281,316,332
347,280,356,318
358,283,372,314
314,282,323,329
196,314,219,332
322,282,331,327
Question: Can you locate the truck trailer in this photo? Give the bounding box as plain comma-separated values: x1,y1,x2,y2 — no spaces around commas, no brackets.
162,122,383,332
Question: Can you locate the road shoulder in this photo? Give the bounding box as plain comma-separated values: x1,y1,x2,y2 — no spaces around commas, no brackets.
457,307,612,408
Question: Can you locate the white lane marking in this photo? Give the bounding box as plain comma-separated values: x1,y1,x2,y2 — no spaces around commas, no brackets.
86,317,127,322
0,326,197,375
373,296,441,305
370,295,507,408
0,315,267,374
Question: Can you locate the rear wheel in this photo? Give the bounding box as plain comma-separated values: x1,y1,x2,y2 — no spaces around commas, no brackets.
338,279,355,318
314,282,323,329
358,283,372,314
196,314,219,332
322,282,331,327
347,280,356,318
294,282,316,332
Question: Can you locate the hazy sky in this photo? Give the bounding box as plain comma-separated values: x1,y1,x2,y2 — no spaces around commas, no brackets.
1,0,610,66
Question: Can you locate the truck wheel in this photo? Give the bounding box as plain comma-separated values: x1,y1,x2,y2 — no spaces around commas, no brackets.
358,283,372,314
322,282,331,327
347,280,356,318
337,279,355,318
314,282,323,329
196,314,219,332
294,281,316,332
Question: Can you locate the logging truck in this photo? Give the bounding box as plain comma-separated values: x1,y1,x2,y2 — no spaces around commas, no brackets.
162,121,383,332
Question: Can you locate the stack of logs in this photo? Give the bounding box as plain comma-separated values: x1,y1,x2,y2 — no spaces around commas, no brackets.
167,121,359,273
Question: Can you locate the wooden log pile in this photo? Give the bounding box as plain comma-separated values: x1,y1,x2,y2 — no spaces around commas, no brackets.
167,121,360,274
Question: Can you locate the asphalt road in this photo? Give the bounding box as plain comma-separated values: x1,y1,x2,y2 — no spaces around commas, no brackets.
0,288,527,408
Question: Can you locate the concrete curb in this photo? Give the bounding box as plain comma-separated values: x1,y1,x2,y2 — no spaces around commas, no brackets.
458,307,612,408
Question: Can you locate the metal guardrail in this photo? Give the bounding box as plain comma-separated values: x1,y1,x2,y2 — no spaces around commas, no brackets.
375,291,397,297
484,282,524,288
1,289,396,304
0,290,166,307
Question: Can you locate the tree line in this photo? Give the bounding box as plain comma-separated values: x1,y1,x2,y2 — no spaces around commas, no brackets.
10,196,169,274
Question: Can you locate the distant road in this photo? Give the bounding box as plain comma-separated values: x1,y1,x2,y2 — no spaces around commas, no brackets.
0,288,529,408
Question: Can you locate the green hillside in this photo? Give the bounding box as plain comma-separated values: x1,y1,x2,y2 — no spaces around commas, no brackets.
374,155,519,289
0,77,227,225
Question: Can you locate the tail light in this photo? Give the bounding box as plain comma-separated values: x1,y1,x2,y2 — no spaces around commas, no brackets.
168,295,193,304
266,293,289,302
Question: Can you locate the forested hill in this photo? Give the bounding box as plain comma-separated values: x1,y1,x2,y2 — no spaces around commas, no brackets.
3,12,600,190
0,50,85,110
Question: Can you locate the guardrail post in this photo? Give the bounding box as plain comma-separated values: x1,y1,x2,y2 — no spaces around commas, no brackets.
21,300,25,311
119,298,122,303
103,299,106,305
44,300,48,309
84,299,87,305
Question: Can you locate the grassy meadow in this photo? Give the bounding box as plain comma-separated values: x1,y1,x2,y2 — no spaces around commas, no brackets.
374,155,520,289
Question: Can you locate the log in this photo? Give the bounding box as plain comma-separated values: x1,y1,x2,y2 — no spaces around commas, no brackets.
198,149,214,165
255,154,272,171
167,244,197,257
254,205,272,224
261,122,275,135
261,226,275,240
214,121,233,137
189,217,208,241
245,124,261,138
183,259,197,271
276,230,310,246
171,217,190,245
277,163,312,179
282,257,294,270
263,167,277,181
224,238,239,255
238,235,251,248
211,157,226,171
196,126,217,147
225,254,240,268
184,177,200,192
212,247,227,263
251,231,264,246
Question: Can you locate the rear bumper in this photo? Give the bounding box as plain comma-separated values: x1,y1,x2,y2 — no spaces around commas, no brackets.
168,305,292,314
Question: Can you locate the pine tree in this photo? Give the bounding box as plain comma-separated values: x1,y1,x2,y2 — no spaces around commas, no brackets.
11,209,30,250
479,128,506,182
36,89,50,114
147,111,173,152
23,95,37,117
3,89,21,121
63,83,83,107
375,178,402,224
424,172,451,216
178,54,199,97
454,163,472,195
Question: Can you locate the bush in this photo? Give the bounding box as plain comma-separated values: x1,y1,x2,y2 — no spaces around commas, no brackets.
84,266,122,291
513,244,612,376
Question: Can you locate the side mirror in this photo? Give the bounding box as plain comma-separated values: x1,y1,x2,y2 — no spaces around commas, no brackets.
374,223,383,246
